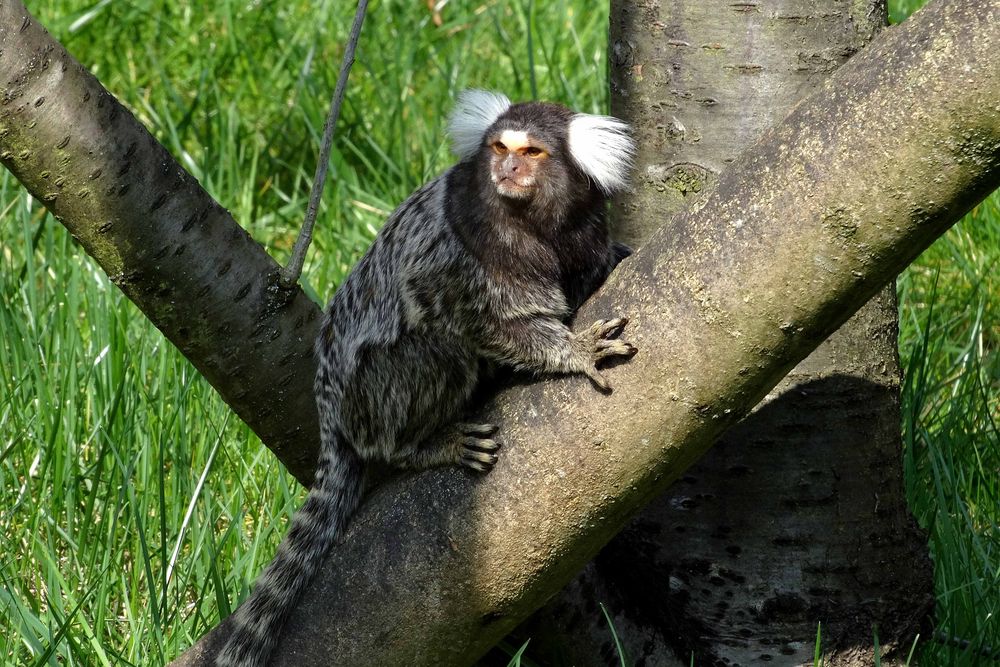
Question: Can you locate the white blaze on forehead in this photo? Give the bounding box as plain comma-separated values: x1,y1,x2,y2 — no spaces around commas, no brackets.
498,130,530,150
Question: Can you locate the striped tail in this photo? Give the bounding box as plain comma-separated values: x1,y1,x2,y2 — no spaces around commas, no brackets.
216,431,363,667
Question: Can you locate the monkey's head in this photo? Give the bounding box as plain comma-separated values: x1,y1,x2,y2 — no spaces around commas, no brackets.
448,90,635,209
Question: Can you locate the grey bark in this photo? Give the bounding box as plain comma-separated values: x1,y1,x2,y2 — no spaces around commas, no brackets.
516,2,933,665
170,0,998,664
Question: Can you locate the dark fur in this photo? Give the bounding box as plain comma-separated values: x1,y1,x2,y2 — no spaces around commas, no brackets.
215,98,635,667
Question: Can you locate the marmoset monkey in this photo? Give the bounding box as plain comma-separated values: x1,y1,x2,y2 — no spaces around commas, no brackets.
216,90,637,667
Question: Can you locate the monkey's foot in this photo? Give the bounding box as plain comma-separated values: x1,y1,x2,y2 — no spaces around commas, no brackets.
573,317,637,393
455,422,501,473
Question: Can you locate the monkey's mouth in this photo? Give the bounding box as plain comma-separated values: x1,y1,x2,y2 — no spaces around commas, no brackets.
496,177,536,199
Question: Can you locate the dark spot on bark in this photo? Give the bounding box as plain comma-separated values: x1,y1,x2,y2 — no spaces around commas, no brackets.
195,285,210,298
153,245,170,260
173,245,186,256
117,183,130,197
726,545,741,556
97,221,113,234
181,212,197,232
481,611,502,626
235,282,253,301
124,142,137,159
150,193,167,211
216,260,232,277
83,90,90,102
761,593,808,621
20,16,31,32
89,168,102,180
771,535,809,548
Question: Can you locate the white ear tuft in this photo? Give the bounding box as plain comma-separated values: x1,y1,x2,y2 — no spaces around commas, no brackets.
448,90,512,159
567,114,635,194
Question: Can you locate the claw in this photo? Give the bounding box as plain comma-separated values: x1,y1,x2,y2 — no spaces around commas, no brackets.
599,317,628,339
457,422,498,437
585,366,613,393
464,437,500,453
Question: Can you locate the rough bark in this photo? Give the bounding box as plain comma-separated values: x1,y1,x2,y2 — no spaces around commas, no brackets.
2,0,997,665
0,0,321,485
517,2,933,665
167,0,996,664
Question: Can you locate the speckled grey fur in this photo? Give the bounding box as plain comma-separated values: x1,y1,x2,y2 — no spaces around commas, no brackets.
216,93,636,667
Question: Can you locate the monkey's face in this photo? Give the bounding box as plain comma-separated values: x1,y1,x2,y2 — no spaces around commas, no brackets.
486,129,551,201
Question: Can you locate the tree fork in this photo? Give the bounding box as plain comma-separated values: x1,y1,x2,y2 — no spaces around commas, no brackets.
1,0,998,665
175,0,997,664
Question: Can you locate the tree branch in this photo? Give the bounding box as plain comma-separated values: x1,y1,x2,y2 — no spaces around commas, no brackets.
0,0,324,485
1,0,997,665
170,0,1000,664
281,0,369,287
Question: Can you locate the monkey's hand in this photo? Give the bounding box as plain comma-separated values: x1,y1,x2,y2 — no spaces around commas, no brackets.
570,317,637,393
479,315,637,393
394,422,500,473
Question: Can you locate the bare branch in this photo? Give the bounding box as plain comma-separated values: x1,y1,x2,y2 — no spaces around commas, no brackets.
281,0,370,287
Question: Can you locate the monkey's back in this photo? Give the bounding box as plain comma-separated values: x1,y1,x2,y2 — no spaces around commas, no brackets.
315,174,483,464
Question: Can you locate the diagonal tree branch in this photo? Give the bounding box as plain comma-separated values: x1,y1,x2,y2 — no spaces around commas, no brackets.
2,0,999,665
170,0,997,664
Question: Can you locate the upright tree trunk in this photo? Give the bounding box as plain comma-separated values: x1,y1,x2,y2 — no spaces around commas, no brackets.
518,2,933,665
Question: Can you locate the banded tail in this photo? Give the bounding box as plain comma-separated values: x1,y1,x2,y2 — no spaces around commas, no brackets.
215,431,363,667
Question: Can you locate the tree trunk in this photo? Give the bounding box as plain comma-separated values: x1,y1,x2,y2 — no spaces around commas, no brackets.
2,0,997,665
515,2,933,665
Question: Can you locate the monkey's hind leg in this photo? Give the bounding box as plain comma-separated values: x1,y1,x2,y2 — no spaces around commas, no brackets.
396,422,501,473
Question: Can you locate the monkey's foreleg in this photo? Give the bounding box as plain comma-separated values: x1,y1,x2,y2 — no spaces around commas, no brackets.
484,316,637,392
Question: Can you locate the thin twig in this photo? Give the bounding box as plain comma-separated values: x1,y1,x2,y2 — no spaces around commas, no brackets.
281,0,370,287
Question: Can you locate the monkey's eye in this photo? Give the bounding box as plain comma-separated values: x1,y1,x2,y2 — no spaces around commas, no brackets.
523,146,545,158
491,142,508,155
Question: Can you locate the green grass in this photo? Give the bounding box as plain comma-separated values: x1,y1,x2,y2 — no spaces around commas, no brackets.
1,1,997,665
